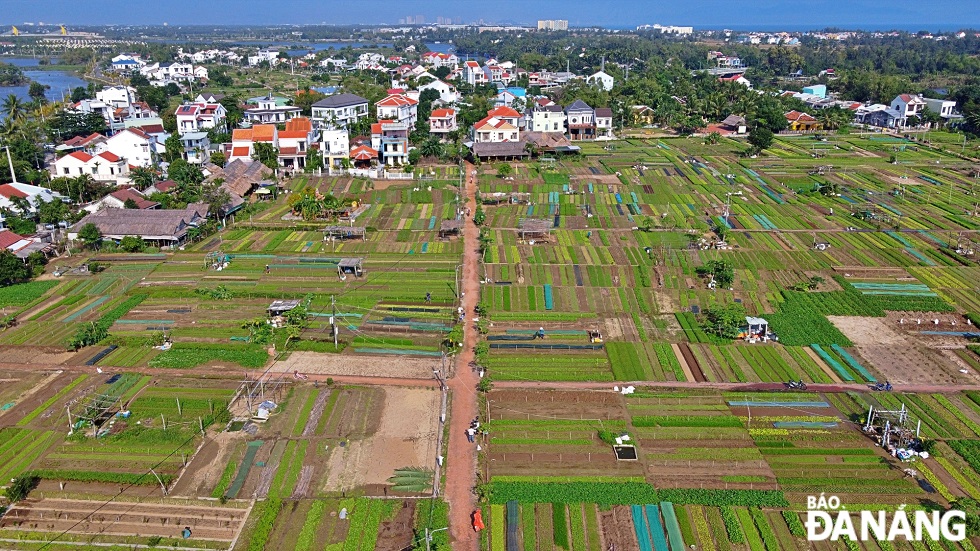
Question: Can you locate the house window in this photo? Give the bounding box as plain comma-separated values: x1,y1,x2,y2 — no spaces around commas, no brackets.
91,167,97,174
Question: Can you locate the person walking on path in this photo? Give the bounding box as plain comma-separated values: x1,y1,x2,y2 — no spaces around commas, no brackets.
466,427,476,443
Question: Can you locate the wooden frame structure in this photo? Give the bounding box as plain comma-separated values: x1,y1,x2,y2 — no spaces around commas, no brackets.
517,218,553,241
338,257,364,277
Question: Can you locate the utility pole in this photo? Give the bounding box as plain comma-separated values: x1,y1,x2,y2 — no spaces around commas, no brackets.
4,146,17,184
331,295,338,349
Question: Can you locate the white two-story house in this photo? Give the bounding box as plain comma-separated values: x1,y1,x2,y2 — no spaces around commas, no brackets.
528,104,567,133
311,93,369,128
890,94,928,126
175,102,228,135
376,94,419,127
321,129,350,168
105,128,156,168
428,108,458,138
53,151,130,184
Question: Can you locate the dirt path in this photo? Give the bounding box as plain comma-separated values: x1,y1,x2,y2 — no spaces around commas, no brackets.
444,162,481,550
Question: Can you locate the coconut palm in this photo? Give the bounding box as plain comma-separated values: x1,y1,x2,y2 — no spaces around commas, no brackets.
2,94,24,122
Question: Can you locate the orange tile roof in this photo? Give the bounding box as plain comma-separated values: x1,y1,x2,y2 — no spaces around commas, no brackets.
278,130,308,139
430,108,455,118
371,119,395,134
98,152,122,162
474,116,515,130
487,106,520,119
350,145,377,160
376,94,418,107
251,125,276,142
231,129,253,141
231,146,251,157
284,117,312,132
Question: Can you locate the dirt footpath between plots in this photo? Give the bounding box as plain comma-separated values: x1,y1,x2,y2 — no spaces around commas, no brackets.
271,352,437,379
0,498,248,542
323,387,440,492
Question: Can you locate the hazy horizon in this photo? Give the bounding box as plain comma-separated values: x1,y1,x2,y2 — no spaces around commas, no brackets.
2,0,979,30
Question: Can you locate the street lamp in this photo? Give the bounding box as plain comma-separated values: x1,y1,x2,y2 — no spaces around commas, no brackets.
425,526,449,551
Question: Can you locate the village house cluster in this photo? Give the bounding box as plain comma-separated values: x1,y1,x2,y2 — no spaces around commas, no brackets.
0,41,960,253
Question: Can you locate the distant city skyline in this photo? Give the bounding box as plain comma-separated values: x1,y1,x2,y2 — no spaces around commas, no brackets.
2,0,979,30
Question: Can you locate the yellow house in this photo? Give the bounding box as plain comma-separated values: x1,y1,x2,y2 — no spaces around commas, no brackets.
785,110,822,132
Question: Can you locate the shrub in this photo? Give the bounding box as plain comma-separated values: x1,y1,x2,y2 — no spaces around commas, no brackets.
4,474,39,502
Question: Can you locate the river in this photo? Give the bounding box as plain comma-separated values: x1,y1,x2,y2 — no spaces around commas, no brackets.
0,57,89,105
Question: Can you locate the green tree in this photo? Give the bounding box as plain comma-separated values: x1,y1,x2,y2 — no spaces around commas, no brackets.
419,137,443,159
0,250,30,286
3,474,39,502
703,302,747,339
28,82,48,103
496,163,512,178
164,133,183,163
252,142,279,170
77,222,103,250
70,86,89,103
119,235,145,252
167,159,205,187
36,198,70,224
210,151,226,166
200,182,231,218
304,148,323,173
695,259,735,288
2,94,24,121
748,126,774,151
129,166,157,190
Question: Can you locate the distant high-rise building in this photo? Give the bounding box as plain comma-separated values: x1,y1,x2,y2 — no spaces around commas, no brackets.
416,15,425,24
537,20,568,31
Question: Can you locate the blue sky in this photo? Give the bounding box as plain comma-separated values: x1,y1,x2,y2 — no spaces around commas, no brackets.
2,0,978,29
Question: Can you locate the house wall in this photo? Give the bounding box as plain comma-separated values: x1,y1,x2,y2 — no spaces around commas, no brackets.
106,132,153,167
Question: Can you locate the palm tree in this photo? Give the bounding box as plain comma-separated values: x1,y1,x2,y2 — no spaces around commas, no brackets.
2,94,24,122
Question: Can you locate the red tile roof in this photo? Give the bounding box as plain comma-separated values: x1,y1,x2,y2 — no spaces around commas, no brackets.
134,124,165,134
0,184,28,199
430,108,455,118
0,230,24,249
98,151,122,163
785,110,817,123
231,129,253,141
109,188,158,209
124,128,151,140
231,146,251,157
67,151,94,163
152,180,178,193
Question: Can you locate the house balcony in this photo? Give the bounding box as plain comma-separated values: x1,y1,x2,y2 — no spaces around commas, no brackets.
430,122,458,133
